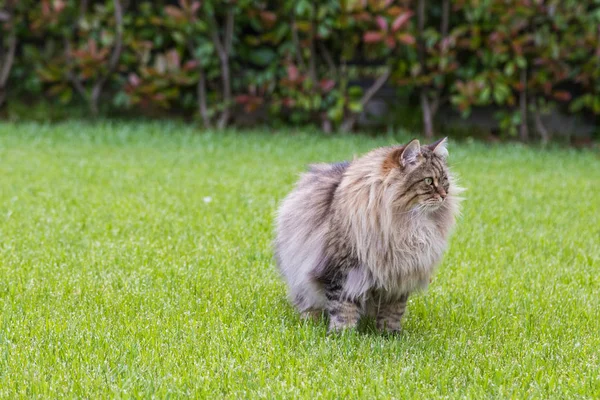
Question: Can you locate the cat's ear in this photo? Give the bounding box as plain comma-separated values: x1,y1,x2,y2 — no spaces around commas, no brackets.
400,139,421,167
428,137,448,159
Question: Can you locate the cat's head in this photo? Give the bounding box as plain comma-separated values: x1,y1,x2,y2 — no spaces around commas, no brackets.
382,138,456,212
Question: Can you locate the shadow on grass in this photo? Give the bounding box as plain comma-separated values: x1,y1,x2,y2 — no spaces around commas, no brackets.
291,309,438,340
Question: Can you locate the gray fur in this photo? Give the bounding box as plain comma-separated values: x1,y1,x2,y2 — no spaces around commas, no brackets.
275,139,463,332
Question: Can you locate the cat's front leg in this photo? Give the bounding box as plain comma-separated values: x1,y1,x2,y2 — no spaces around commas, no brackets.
327,300,361,332
376,293,409,333
325,281,361,332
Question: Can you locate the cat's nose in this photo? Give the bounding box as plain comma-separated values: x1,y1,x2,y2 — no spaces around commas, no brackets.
438,188,447,199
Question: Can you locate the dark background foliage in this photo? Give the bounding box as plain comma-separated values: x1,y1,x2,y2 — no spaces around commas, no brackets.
1,0,599,142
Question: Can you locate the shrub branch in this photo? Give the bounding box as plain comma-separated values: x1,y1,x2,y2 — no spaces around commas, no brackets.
187,42,210,128
209,8,234,129
0,11,17,108
340,67,391,132
65,0,123,116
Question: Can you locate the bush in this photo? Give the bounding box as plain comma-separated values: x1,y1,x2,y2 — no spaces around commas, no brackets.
1,0,599,141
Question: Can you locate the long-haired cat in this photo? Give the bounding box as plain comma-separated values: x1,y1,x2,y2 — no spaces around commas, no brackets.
274,138,464,333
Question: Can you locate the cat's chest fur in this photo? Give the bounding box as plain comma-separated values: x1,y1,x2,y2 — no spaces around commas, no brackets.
347,214,448,298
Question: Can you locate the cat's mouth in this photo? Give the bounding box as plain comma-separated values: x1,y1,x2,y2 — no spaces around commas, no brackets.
421,198,445,211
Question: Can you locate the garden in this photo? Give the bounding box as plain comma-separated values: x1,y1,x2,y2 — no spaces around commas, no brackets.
0,1,599,398
1,1,599,141
0,122,598,397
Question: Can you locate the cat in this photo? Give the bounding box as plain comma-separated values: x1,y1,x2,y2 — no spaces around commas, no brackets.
274,138,464,333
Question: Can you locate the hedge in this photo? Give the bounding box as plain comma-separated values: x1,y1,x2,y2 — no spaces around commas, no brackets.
1,0,599,141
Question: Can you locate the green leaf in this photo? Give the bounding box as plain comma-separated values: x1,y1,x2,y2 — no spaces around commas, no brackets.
494,83,511,104
295,0,312,17
349,101,362,113
327,97,344,122
59,87,73,104
312,96,322,110
515,56,527,69
504,62,515,76
348,86,363,98
593,96,600,114
248,48,277,67
171,31,186,45
569,96,588,113
327,107,342,122
479,86,491,103
112,91,130,108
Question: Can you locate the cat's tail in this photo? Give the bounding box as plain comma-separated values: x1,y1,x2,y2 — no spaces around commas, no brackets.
274,161,349,312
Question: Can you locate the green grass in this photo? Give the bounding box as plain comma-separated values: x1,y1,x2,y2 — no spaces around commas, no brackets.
0,121,599,398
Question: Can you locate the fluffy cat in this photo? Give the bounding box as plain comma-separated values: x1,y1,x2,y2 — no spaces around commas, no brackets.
274,138,464,333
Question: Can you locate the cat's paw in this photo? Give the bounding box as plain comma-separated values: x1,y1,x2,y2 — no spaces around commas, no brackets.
376,320,403,334
300,310,322,322
327,319,358,334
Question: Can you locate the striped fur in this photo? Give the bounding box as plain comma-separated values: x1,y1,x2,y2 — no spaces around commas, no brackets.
275,139,464,332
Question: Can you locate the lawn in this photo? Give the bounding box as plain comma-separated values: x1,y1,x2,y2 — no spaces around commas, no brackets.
0,121,598,398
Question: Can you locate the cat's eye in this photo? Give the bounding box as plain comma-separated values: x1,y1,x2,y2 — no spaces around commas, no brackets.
424,177,433,185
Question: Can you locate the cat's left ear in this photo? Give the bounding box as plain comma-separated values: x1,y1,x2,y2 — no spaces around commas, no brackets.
400,139,421,167
428,137,448,159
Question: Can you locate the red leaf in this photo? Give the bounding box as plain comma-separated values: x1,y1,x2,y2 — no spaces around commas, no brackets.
363,31,384,43
553,90,571,101
164,5,185,20
489,32,502,43
396,33,415,45
183,60,199,70
287,64,299,82
376,16,388,32
41,0,51,16
259,11,277,27
71,49,85,58
385,36,396,49
514,82,525,91
387,6,403,17
440,37,452,51
353,12,371,22
190,1,201,15
235,95,252,104
128,73,141,87
512,42,523,56
281,97,296,107
391,11,413,32
87,38,98,57
166,49,180,70
53,0,66,13
319,79,335,92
